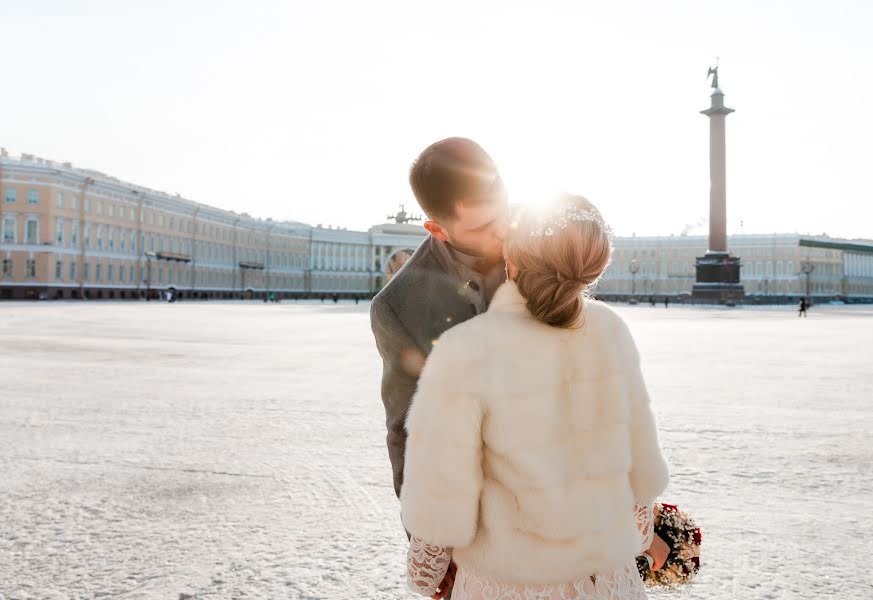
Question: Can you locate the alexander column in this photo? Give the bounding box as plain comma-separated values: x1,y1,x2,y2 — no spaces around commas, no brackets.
692,65,745,304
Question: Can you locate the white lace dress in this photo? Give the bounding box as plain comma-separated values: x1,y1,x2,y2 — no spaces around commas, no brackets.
407,504,653,600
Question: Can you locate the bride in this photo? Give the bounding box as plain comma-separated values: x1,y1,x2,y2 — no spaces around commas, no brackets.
400,195,670,600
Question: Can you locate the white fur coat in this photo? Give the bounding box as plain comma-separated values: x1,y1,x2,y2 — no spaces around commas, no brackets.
400,280,669,585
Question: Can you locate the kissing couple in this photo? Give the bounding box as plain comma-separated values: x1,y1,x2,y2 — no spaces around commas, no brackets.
371,138,670,600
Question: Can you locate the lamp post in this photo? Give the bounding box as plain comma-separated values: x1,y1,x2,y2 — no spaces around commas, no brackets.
800,260,815,303
629,259,640,304
145,250,155,300
265,221,276,301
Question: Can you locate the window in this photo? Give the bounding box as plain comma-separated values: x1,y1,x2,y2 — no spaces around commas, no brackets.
70,261,77,280
2,259,12,277
84,224,91,248
84,198,91,213
119,265,125,282
95,263,102,282
4,188,15,203
56,219,64,245
96,201,103,216
108,228,114,250
56,260,63,280
130,266,135,283
96,225,103,250
26,259,36,277
107,264,114,282
56,192,65,208
71,221,79,245
108,204,114,218
27,189,39,204
25,219,39,244
120,230,126,251
2,217,15,242
72,194,79,210
83,262,90,281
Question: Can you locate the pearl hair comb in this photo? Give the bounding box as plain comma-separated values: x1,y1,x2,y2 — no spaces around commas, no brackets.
528,202,613,239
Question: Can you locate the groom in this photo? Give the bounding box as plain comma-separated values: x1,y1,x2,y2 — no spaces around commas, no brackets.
371,137,510,505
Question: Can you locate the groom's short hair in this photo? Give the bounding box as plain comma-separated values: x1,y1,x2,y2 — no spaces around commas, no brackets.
409,137,502,221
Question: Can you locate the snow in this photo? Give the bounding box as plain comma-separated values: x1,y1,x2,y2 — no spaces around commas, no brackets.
1,300,871,599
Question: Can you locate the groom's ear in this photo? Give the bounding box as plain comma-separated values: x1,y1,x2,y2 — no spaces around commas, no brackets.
423,220,449,242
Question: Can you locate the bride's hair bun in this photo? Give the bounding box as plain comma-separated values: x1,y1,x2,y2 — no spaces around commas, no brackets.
505,194,613,328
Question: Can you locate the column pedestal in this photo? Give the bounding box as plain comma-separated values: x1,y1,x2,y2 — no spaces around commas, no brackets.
692,252,744,304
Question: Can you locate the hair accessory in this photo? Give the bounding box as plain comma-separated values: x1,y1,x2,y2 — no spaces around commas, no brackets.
528,202,612,239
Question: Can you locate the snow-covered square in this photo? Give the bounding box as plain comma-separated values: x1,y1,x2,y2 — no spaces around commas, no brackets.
1,301,871,599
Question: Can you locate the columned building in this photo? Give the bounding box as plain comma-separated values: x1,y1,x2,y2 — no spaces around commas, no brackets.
596,233,873,302
0,152,424,300
2,151,871,302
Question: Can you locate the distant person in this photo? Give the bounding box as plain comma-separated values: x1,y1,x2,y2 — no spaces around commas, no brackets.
649,295,655,306
799,298,808,317
664,296,669,308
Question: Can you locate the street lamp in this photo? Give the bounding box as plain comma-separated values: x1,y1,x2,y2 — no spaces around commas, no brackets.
145,250,156,301
800,259,815,303
628,259,640,304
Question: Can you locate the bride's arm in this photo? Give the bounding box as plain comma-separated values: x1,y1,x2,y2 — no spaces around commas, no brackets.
407,536,453,597
400,327,486,549
634,503,655,552
621,324,670,506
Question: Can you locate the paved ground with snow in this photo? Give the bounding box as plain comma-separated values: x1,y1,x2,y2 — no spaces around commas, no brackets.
1,300,871,599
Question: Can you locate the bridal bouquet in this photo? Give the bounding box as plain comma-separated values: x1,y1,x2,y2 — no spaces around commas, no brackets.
636,502,701,588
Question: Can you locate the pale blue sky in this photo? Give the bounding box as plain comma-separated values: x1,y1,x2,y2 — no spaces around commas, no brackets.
2,0,871,239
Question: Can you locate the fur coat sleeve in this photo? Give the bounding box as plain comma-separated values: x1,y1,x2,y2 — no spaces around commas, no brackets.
400,327,485,548
621,322,670,506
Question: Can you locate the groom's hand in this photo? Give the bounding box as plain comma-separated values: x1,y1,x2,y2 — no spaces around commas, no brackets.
431,560,457,599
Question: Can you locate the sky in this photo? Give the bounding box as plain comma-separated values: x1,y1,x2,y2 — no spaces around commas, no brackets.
2,0,871,239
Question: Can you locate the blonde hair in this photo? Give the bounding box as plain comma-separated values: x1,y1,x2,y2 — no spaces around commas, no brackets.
504,194,613,328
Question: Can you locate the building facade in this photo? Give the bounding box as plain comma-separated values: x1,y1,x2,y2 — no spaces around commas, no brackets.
0,152,424,300
596,233,873,302
2,151,871,302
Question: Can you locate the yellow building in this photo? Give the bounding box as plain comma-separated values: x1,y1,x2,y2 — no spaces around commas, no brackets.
0,151,424,300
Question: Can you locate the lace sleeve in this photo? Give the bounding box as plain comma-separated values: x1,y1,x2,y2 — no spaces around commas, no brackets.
635,503,655,552
407,536,452,597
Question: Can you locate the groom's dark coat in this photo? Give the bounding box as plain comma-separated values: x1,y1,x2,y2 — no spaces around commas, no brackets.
370,235,497,499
